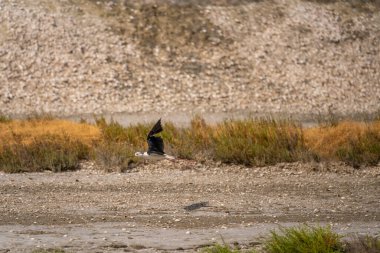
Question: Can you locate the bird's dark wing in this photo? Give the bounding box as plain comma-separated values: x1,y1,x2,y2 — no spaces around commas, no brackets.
148,118,163,138
147,136,164,155
146,119,165,154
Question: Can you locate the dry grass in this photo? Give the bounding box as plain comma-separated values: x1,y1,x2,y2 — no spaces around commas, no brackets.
0,118,96,173
0,116,379,173
91,117,147,170
305,121,380,167
0,119,100,147
0,134,89,173
212,119,308,166
89,117,380,168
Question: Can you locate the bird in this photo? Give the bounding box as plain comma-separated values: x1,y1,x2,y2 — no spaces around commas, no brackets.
134,118,175,161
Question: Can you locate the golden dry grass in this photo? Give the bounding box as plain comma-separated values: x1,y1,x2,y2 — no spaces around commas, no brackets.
0,119,101,148
0,119,96,173
304,121,380,162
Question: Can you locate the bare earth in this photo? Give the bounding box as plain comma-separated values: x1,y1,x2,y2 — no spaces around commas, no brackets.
0,161,379,252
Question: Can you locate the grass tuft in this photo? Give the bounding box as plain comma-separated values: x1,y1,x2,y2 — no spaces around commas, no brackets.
265,225,343,253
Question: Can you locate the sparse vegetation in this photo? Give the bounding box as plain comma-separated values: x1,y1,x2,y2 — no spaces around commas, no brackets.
0,116,379,172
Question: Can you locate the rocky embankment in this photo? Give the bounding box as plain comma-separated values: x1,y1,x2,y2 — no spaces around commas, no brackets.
0,0,379,116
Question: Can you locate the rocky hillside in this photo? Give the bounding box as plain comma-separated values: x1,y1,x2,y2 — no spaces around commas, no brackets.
0,0,379,117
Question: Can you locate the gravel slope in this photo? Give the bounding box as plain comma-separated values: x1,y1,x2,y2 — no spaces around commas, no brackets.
0,0,379,116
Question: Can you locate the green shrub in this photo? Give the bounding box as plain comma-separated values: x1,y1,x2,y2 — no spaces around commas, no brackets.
0,134,89,173
265,225,343,253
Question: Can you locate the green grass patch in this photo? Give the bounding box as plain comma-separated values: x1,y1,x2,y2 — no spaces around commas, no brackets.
265,225,343,253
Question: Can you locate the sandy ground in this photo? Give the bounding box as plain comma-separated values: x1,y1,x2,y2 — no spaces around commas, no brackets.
0,161,379,252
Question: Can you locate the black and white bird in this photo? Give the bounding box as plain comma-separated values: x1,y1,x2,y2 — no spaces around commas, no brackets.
134,119,175,161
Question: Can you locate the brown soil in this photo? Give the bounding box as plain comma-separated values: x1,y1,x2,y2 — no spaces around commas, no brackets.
0,161,379,252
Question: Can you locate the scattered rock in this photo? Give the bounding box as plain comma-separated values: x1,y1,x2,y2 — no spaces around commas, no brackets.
0,0,378,116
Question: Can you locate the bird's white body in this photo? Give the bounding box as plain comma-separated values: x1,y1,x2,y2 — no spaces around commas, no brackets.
135,152,175,161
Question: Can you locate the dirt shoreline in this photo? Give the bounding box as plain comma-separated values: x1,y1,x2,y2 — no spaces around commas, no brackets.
1,221,379,253
0,161,379,252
